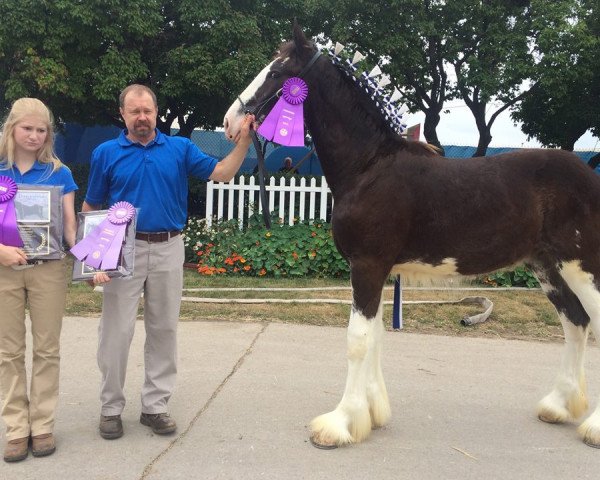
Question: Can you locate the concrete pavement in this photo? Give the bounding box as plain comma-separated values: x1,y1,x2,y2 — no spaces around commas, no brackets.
1,317,600,479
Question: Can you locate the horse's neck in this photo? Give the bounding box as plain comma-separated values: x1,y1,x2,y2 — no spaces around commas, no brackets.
304,64,395,193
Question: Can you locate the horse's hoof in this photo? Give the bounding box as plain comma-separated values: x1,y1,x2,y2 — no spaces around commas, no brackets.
309,435,338,450
584,439,600,449
538,413,563,424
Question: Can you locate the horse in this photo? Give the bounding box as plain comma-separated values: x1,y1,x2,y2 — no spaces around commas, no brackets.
223,23,600,449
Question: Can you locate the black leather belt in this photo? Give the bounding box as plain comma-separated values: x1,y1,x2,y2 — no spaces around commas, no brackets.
135,230,181,243
26,259,48,265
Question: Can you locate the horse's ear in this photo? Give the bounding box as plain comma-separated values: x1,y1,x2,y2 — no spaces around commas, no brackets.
292,19,309,53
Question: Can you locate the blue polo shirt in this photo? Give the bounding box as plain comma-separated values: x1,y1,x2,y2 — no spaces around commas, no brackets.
0,161,78,194
85,129,218,232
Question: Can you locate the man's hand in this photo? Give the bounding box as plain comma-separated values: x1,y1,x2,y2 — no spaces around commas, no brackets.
86,271,111,287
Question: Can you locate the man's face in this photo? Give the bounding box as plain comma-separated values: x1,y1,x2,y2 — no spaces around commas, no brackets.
120,91,157,143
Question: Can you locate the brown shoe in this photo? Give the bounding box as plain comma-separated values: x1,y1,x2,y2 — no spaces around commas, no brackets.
31,433,55,457
99,414,123,439
3,437,29,462
140,413,177,435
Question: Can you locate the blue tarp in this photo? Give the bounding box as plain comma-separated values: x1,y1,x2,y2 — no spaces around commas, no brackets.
54,124,597,175
444,144,597,163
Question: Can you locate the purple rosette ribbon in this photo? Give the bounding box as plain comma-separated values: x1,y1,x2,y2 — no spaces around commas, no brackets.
257,77,308,146
70,201,135,270
0,176,24,247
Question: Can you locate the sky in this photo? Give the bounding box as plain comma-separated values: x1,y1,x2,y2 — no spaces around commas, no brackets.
404,100,599,152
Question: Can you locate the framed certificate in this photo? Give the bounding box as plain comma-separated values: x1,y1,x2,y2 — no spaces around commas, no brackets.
15,185,64,259
71,209,136,281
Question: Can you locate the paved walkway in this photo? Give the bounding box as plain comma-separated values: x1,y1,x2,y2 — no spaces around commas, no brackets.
1,317,599,479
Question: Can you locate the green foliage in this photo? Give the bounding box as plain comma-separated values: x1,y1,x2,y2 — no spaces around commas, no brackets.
0,0,284,134
512,0,600,149
484,266,540,288
182,215,350,278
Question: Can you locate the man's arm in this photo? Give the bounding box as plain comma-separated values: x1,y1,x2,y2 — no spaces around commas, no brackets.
209,114,255,183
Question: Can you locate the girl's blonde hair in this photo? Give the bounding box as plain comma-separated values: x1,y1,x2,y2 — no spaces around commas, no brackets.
0,97,63,171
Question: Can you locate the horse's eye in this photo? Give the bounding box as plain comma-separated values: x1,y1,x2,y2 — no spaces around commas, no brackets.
268,71,281,79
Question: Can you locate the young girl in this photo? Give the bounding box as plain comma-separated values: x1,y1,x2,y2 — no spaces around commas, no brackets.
0,98,77,462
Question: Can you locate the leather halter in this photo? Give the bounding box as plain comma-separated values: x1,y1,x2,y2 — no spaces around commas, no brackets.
243,49,322,230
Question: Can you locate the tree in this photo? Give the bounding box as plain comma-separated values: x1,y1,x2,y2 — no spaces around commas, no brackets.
512,0,600,150
0,0,283,136
300,0,541,156
447,0,536,156
304,0,461,151
0,0,162,125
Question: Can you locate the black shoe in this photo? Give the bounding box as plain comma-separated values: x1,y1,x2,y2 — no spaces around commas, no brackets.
99,414,123,439
140,413,177,435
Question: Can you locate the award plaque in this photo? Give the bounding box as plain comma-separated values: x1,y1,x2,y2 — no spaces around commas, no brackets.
71,207,136,281
14,185,64,259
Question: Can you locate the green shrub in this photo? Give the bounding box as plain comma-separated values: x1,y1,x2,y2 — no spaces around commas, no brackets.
182,215,350,278
483,265,540,288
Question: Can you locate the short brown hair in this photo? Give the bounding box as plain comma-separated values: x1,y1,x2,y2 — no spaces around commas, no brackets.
119,84,157,109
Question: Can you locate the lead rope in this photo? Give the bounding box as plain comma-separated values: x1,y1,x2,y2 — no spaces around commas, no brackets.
250,129,272,230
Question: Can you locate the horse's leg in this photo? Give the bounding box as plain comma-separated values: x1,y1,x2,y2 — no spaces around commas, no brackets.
367,309,391,428
533,261,590,425
556,260,600,447
310,266,389,448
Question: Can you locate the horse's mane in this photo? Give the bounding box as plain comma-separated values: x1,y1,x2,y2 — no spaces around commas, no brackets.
277,39,440,158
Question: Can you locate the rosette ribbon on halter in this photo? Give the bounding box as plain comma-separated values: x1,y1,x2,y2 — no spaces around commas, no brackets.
70,201,135,270
0,176,23,247
257,77,308,146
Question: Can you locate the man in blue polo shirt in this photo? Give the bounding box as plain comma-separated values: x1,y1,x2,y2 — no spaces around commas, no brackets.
83,84,254,440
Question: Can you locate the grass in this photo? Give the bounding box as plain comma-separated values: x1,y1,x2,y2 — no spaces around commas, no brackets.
64,268,578,343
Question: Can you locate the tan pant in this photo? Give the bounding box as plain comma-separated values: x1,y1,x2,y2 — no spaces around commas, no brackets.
0,259,67,440
98,236,184,416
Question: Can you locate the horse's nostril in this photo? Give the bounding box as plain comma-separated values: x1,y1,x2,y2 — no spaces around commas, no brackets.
224,118,229,130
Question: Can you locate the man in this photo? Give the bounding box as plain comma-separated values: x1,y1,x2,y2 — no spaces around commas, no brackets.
83,84,254,439
278,156,297,173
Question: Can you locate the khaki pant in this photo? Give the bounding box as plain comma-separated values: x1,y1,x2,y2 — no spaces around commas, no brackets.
0,259,67,440
98,236,184,416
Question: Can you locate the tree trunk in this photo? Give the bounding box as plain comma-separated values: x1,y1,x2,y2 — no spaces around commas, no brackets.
473,130,492,157
423,110,445,156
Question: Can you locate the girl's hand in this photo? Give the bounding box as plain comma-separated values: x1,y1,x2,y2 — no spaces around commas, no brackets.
0,244,27,267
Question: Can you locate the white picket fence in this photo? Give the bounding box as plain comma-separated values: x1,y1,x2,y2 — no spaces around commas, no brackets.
205,175,332,228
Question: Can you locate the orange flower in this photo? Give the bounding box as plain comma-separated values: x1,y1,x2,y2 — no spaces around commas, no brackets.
243,265,251,271
311,232,316,237
217,267,226,273
225,257,234,265
259,268,267,276
292,252,298,259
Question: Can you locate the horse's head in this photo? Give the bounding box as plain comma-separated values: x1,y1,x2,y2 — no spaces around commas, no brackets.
223,23,318,142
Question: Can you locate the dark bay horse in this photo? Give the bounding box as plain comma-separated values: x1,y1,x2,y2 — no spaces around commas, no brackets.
223,24,600,449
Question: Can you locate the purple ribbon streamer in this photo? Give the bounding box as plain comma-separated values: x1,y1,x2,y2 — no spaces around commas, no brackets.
70,202,135,270
0,176,24,247
257,77,308,147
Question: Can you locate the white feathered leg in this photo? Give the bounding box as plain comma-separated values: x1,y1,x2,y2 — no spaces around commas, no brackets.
367,309,391,428
537,314,589,423
310,303,385,447
556,261,600,447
